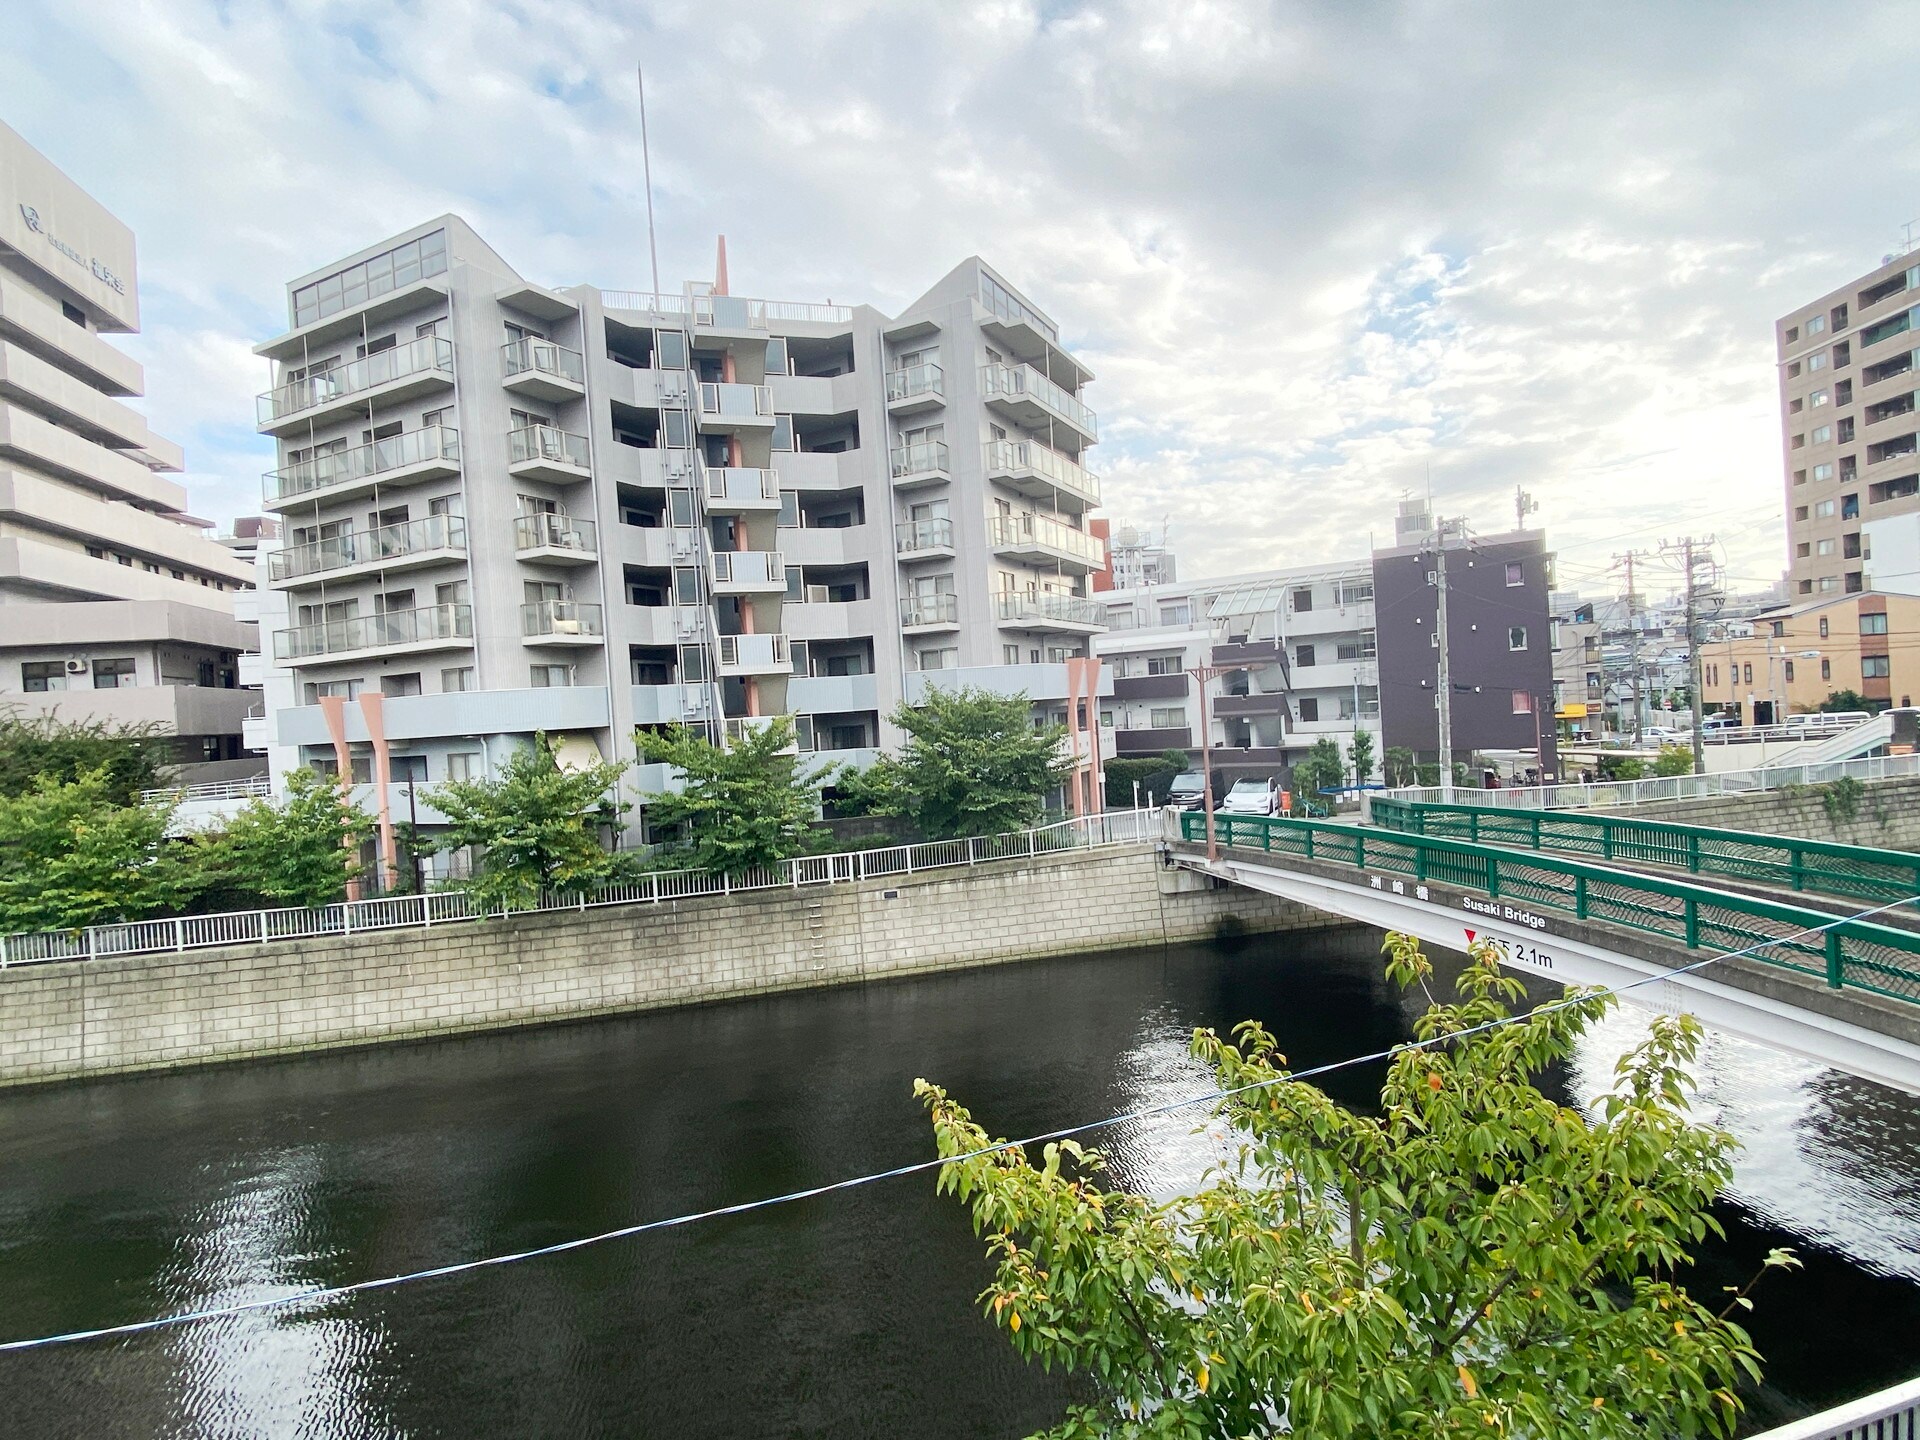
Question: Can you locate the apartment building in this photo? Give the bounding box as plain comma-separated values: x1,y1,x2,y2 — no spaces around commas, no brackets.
1704,592,1920,724
1549,593,1602,738
1093,560,1381,788
1777,248,1920,599
252,218,1108,845
0,121,258,758
1091,521,1177,591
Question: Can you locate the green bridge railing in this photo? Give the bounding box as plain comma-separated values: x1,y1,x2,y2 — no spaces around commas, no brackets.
1368,797,1920,908
1176,811,1920,1006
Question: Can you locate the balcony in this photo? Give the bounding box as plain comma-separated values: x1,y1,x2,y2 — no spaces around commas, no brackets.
1866,392,1917,427
1112,726,1191,755
709,550,786,593
695,382,774,432
716,632,790,675
1860,309,1916,350
885,363,945,415
257,337,455,435
1212,691,1289,718
900,592,961,631
501,338,585,403
507,424,592,482
988,512,1104,573
1111,672,1188,701
1868,434,1918,467
703,466,781,512
267,515,467,587
889,440,951,488
983,439,1101,510
723,715,799,753
994,592,1105,633
1211,639,1284,667
520,600,605,645
514,512,598,565
894,517,955,559
979,362,1098,444
273,603,472,664
263,426,461,510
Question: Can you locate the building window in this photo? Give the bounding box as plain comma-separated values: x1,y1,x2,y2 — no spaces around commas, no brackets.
1819,618,1830,638
1794,506,1809,521
1808,352,1827,371
1815,500,1836,518
92,658,135,689
1145,654,1184,675
1863,656,1891,679
1430,630,1440,649
1742,663,1753,685
1002,644,1021,665
381,672,423,697
1818,576,1841,592
530,664,573,687
1806,314,1827,336
1511,691,1534,714
1508,626,1528,651
1813,463,1833,481
20,661,69,692
1812,425,1833,444
1784,661,1795,682
291,229,448,326
1149,707,1186,730
442,667,475,692
1816,538,1836,556
1822,658,1832,680
917,648,958,670
390,755,429,783
1862,613,1890,635
1296,644,1316,667
445,753,480,781
1504,562,1524,587
1290,587,1314,613
1810,388,1829,407
1157,602,1191,626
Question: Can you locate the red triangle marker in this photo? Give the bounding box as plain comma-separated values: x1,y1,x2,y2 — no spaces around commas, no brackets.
1463,928,1476,945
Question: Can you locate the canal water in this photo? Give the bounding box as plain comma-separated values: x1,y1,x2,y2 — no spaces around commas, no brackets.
0,930,1916,1438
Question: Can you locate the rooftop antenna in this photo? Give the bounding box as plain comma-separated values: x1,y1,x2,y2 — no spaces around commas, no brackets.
636,65,662,297
1514,485,1538,532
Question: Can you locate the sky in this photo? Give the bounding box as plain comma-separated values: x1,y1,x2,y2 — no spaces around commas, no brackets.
5,0,1920,605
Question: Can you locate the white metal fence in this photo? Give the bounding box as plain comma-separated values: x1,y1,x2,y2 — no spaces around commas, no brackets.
1746,1375,1920,1439
0,810,1159,968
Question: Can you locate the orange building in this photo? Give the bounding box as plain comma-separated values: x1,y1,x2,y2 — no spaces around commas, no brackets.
1702,592,1920,724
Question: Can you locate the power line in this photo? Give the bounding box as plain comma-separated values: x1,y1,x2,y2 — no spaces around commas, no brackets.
1,888,1915,1356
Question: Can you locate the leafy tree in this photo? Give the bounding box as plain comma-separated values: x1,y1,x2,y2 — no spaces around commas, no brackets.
1819,688,1877,714
204,768,374,908
636,718,821,876
423,734,631,912
1347,728,1376,785
1596,752,1646,782
1289,737,1345,810
0,770,199,932
848,686,1074,840
1651,743,1694,778
0,708,171,805
919,934,1792,1440
1103,750,1189,809
1383,745,1418,787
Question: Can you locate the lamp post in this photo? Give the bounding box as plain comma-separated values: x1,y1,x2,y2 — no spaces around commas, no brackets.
1187,661,1246,861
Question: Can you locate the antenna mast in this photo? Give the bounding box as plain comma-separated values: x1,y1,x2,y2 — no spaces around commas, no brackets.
637,65,662,297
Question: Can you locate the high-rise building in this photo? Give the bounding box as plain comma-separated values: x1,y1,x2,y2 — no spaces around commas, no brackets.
1777,248,1920,599
252,218,1106,852
0,120,259,762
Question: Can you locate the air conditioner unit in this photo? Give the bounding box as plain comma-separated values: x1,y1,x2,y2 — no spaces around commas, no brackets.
64,658,89,675
553,619,582,636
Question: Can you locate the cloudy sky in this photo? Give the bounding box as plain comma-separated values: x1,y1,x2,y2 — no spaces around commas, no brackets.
7,0,1920,602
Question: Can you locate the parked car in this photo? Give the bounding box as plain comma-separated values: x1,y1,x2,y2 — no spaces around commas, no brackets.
1166,771,1211,810
1218,778,1281,816
1698,713,1741,735
1783,710,1871,734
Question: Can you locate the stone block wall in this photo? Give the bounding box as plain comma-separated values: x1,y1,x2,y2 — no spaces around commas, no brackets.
1599,774,1920,850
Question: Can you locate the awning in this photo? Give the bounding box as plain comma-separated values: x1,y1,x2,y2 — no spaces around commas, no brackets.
1555,704,1588,721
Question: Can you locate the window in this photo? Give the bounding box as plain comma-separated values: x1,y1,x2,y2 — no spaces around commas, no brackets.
390,755,429,783
1862,613,1890,635
1808,352,1827,371
1806,314,1828,336
1335,634,1377,661
1813,463,1833,481
291,229,448,326
1297,698,1320,722
1864,656,1892,679
1819,576,1841,592
1430,630,1440,649
1822,658,1833,680
445,753,480,781
1157,602,1191,626
20,661,68,692
381,672,422,697
1504,562,1524,587
530,664,573,687
1145,654,1184,675
1810,388,1829,407
92,658,135,689
1816,538,1836,556
1511,691,1534,715
1812,425,1832,444
1785,326,1799,343
1742,663,1754,685
1784,661,1795,683
1508,626,1528,651
1819,618,1830,638
1815,499,1835,518
442,667,475,692
1794,469,1807,485
304,679,363,702
1003,644,1021,665
917,647,958,670
1290,587,1313,613
1296,644,1316,667
1796,542,1812,558
1149,707,1186,729
1794,506,1809,521
1338,581,1373,605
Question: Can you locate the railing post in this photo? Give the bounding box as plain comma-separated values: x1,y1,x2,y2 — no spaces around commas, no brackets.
1684,899,1699,948
1790,846,1806,893
174,918,185,953
1825,931,1844,990
1574,874,1588,920
1414,845,1427,883
1687,833,1700,875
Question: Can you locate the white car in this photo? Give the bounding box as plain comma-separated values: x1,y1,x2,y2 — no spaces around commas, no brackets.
1217,779,1280,816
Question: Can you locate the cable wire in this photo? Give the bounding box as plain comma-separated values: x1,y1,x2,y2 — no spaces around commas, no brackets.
2,884,1914,1356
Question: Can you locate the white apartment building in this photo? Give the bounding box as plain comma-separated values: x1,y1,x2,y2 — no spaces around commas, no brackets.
252,218,1109,847
1093,561,1380,787
0,120,258,762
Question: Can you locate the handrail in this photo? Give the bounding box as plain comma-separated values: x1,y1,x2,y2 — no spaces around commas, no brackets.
1368,797,1920,907
263,426,460,504
1176,810,1920,1006
268,514,467,582
0,811,1159,967
1743,1374,1920,1439
1373,750,1920,811
258,337,454,423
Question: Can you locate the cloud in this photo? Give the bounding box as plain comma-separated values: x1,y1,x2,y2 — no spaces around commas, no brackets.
6,0,1919,601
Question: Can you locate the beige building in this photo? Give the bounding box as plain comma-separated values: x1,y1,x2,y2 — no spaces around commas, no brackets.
1777,249,1920,599
0,120,258,759
1702,592,1920,724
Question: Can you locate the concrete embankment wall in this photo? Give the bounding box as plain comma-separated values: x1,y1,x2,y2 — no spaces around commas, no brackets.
1596,774,1920,850
0,844,1343,1088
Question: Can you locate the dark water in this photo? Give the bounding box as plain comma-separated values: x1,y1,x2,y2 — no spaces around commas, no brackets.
0,931,1916,1439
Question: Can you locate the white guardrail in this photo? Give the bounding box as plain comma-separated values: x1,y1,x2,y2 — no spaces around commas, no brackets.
138,776,274,804
1372,751,1920,815
1745,1374,1920,1439
0,810,1159,967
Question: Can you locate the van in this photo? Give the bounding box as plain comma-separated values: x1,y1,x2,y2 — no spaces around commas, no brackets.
1166,771,1210,810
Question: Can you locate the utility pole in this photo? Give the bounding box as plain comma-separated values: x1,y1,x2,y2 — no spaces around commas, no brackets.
1661,534,1717,776
1434,527,1455,801
1615,549,1644,747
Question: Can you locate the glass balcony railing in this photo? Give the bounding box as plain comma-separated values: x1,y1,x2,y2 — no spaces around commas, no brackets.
274,603,471,661
885,363,944,403
979,274,1059,342
264,426,460,504
502,337,585,385
520,600,605,639
258,337,455,424
268,515,467,584
988,512,1104,566
994,592,1105,627
508,424,591,470
696,382,772,419
983,438,1101,506
889,440,951,478
900,593,960,627
979,362,1097,439
1861,309,1916,349
514,513,597,554
895,517,955,552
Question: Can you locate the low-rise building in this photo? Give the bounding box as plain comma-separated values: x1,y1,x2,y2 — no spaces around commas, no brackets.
1703,592,1920,723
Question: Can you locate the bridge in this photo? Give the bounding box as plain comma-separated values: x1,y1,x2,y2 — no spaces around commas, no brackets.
1168,803,1920,1095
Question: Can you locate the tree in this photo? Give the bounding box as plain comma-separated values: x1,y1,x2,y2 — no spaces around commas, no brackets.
422,735,631,911
1347,728,1377,785
1103,749,1190,810
204,768,374,908
1651,744,1694,778
636,719,821,876
0,708,171,806
1383,746,1418,787
0,770,199,932
848,686,1075,840
1597,752,1646,782
1819,689,1876,714
1289,737,1345,811
919,935,1792,1440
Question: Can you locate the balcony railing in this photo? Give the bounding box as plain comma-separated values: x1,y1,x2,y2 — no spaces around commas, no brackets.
885,363,944,403
979,362,1098,439
983,438,1101,506
988,512,1104,566
1861,309,1916,349
520,600,605,638
264,426,460,504
704,467,780,503
696,382,772,419
901,593,960,627
508,424,591,469
890,440,951,478
710,550,785,586
268,515,467,583
723,715,798,751
258,337,454,424
598,292,853,326
994,592,1105,627
717,633,790,670
895,518,955,553
274,603,471,662
501,337,585,384
514,512,598,555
